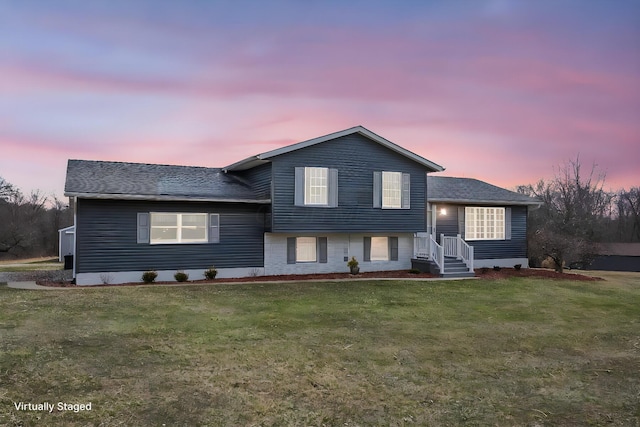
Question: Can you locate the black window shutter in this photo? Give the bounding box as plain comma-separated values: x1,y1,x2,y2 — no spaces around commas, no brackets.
401,173,410,209
373,172,382,208
318,237,328,263
363,237,371,262
209,214,220,243
287,237,296,264
328,169,338,207
457,206,465,239
137,213,150,244
389,236,399,261
294,167,304,206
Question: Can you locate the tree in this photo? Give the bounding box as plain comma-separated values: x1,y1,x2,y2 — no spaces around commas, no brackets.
519,156,613,272
616,188,640,242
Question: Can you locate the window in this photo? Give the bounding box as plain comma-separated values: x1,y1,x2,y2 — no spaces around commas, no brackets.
373,171,410,209
370,237,389,261
295,167,338,207
382,172,402,208
296,237,317,262
148,213,208,244
364,236,399,261
305,167,328,205
465,207,505,240
287,237,328,264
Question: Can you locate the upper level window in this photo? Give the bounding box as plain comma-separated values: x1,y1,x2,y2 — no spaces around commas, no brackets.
295,167,338,207
465,207,505,240
382,171,402,208
305,167,328,205
373,171,410,209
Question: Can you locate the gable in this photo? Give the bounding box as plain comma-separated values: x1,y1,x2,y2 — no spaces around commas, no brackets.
223,125,444,172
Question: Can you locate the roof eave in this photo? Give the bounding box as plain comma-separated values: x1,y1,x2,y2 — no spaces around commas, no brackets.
65,192,271,204
428,198,541,207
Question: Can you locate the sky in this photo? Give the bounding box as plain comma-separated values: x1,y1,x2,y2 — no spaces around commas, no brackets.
1,0,638,200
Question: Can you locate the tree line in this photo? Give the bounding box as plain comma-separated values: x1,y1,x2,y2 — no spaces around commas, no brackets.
0,177,73,260
517,156,639,272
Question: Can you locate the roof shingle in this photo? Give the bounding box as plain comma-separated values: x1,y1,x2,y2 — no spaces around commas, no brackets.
427,176,540,206
64,160,268,203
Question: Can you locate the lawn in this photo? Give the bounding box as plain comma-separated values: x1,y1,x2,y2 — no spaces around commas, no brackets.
1,274,638,426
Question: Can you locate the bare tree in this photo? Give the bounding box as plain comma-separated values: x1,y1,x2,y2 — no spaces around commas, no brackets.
617,187,640,242
0,179,48,256
520,156,613,272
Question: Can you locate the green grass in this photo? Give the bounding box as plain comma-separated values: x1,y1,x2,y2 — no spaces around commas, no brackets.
1,274,639,426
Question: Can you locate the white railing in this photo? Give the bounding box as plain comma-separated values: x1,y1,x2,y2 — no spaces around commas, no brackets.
459,237,474,271
413,232,430,258
440,233,474,273
442,235,458,257
429,234,444,272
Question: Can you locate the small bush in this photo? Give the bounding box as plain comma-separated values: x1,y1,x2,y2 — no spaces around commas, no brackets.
493,266,501,271
142,270,158,283
174,271,189,282
204,266,218,280
408,268,422,274
514,264,522,270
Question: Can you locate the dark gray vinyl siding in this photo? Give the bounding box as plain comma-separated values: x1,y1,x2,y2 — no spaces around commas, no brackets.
237,163,272,199
435,204,528,260
236,163,272,231
75,199,265,273
270,133,428,233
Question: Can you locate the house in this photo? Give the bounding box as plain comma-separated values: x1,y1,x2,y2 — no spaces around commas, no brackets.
585,243,640,272
64,126,540,285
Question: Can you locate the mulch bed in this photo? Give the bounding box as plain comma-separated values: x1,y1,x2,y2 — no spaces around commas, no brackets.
37,268,602,287
475,267,603,281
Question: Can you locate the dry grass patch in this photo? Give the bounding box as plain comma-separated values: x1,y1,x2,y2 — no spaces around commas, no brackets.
1,275,639,426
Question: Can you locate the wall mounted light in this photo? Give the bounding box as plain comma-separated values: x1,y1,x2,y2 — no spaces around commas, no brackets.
440,208,447,216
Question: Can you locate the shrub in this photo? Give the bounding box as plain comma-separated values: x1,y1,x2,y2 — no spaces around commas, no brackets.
408,268,422,274
174,271,189,282
493,266,501,271
204,266,218,280
347,256,359,269
514,264,522,270
142,270,158,284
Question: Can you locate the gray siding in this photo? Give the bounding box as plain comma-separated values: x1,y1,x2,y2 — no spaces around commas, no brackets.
270,133,429,233
435,204,528,260
76,199,265,273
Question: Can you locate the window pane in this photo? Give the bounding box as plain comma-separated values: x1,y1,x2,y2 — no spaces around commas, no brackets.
305,167,328,205
182,214,206,227
151,213,177,226
296,237,317,262
151,227,177,242
464,207,506,240
371,237,389,261
382,171,402,208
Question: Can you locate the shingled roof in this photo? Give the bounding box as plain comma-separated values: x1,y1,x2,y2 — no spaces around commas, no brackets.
427,176,540,206
64,160,269,203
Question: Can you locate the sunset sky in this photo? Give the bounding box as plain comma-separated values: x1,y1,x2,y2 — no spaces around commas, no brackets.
1,0,638,200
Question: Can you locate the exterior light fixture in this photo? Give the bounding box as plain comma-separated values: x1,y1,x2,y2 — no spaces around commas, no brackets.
440,208,447,216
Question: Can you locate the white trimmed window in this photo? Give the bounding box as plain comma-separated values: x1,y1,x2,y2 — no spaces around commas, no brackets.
305,167,328,205
295,167,338,207
465,207,505,240
382,171,402,208
370,237,389,261
296,237,317,262
373,171,410,209
150,213,208,244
